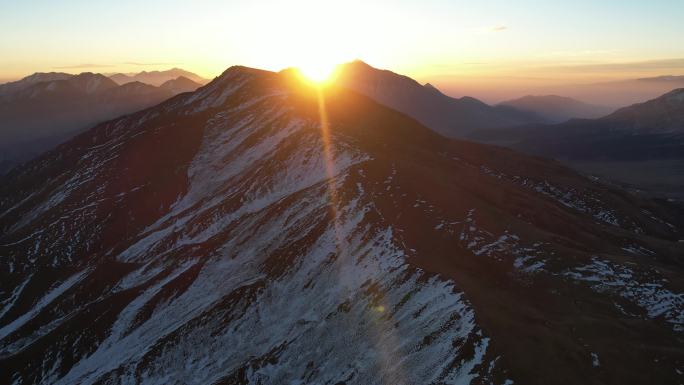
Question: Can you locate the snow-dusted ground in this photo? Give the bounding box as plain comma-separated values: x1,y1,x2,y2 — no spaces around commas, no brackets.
1,72,499,384
564,256,684,331
1,66,682,385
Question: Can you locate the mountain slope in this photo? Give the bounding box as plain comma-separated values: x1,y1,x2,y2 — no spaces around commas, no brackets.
499,95,614,123
109,68,208,87
0,66,682,385
335,61,544,138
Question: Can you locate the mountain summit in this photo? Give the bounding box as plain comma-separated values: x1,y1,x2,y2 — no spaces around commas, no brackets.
0,65,682,385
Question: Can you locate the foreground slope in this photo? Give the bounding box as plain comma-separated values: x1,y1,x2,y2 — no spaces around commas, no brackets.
0,67,683,385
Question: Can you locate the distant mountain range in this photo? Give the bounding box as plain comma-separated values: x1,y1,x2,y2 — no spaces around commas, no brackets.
109,68,208,86
335,60,545,137
473,88,684,158
542,75,684,107
499,95,614,123
1,65,682,385
0,72,73,99
329,62,684,199
0,72,203,173
471,88,684,198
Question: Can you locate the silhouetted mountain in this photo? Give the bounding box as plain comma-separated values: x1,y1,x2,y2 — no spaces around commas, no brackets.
159,75,203,94
602,88,684,133
335,60,544,137
1,65,682,385
109,68,208,86
499,95,614,123
0,72,197,174
471,88,684,198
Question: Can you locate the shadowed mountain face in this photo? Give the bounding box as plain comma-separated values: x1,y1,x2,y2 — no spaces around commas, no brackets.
499,95,614,123
470,88,684,199
109,68,208,87
0,73,203,174
1,66,682,385
335,61,544,138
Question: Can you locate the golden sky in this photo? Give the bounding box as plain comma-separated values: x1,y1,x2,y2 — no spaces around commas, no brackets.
2,0,683,102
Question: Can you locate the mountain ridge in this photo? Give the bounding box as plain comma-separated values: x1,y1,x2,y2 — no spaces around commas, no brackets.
1,65,682,385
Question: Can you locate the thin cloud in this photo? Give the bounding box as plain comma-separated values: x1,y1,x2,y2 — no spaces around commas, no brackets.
539,58,684,73
492,25,508,32
53,63,115,69
122,61,180,66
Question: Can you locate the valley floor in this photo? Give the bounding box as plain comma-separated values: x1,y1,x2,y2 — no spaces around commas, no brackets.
569,159,684,201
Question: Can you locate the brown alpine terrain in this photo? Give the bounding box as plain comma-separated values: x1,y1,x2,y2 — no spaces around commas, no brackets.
0,66,683,385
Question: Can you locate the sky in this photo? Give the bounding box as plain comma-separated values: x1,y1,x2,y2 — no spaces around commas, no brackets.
1,0,684,102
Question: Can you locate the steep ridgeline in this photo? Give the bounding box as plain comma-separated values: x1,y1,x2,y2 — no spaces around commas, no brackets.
0,67,683,385
0,73,203,174
335,61,543,138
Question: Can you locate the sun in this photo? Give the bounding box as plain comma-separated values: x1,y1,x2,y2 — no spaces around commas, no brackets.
298,60,338,84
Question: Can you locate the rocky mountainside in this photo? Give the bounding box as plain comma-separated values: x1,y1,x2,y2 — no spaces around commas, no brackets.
0,67,682,385
499,95,614,123
335,61,544,138
0,73,203,174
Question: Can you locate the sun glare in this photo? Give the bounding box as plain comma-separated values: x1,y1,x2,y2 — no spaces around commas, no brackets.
298,61,337,84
